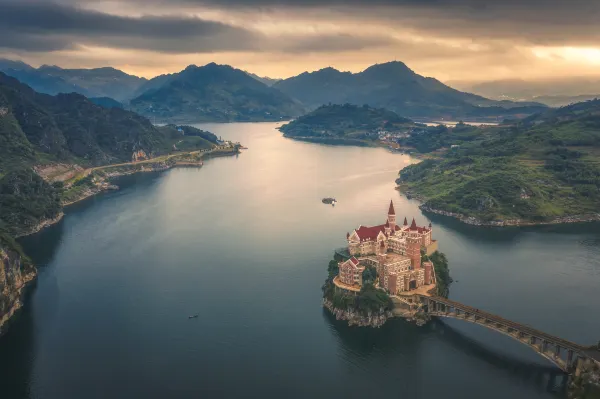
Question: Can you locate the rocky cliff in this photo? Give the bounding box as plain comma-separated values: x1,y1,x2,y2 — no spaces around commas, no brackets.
323,299,393,328
0,241,36,335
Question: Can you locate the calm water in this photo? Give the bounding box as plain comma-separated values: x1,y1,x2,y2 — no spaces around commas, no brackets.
2,123,600,399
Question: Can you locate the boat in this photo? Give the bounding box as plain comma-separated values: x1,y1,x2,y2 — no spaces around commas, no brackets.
188,314,199,319
322,197,336,205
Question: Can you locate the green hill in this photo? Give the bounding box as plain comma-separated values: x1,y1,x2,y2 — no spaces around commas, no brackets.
396,101,600,224
279,104,414,145
130,63,305,123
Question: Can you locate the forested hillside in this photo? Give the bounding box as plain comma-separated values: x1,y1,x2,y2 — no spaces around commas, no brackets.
396,101,600,223
0,72,217,242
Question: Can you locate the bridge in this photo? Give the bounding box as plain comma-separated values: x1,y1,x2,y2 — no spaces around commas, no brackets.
416,295,600,375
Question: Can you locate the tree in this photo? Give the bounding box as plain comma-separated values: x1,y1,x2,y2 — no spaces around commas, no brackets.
327,260,339,279
362,265,377,286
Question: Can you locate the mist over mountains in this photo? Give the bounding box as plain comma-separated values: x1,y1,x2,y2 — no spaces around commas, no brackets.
449,77,600,107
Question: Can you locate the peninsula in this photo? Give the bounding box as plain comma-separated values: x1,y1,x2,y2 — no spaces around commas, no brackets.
279,104,416,146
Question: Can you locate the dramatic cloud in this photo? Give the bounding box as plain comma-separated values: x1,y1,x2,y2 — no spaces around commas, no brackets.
1,0,600,81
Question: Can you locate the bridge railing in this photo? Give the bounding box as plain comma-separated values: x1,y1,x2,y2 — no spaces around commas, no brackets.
420,295,585,352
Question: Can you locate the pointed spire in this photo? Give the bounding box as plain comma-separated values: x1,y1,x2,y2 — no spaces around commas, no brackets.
388,200,395,215
410,218,417,230
346,232,350,239
403,217,408,226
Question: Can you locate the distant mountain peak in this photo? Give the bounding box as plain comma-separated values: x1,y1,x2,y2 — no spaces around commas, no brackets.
361,61,414,77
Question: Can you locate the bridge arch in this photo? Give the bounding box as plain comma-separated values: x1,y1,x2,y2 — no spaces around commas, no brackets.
418,295,591,373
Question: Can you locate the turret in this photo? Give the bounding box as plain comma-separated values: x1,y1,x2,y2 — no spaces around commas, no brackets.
387,200,396,232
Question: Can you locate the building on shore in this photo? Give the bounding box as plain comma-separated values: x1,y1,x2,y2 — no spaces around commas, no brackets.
337,200,438,295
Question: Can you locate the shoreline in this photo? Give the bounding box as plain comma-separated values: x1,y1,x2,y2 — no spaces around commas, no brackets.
397,185,600,227
419,206,600,227
20,148,239,238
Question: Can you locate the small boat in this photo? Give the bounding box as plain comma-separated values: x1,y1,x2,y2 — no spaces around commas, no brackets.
188,314,199,319
322,197,336,205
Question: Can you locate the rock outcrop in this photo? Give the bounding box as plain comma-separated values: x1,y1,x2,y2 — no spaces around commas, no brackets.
323,299,393,328
0,243,36,335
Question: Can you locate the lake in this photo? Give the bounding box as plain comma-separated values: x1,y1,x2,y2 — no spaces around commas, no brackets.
1,122,599,398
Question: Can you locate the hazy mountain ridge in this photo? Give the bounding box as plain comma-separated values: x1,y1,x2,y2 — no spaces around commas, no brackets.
274,61,547,119
450,77,600,106
0,59,147,101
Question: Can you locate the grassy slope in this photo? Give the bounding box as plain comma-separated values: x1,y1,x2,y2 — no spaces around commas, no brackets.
397,102,600,222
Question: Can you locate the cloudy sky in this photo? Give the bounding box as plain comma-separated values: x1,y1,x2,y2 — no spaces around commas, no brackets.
1,0,599,81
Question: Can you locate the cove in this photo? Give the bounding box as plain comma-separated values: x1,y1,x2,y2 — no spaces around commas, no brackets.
1,122,599,399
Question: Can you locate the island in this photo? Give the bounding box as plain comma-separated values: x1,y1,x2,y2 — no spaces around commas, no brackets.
279,104,417,146
322,200,452,327
396,100,600,226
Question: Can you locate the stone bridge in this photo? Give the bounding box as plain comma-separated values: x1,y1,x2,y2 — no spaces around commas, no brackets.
417,295,600,375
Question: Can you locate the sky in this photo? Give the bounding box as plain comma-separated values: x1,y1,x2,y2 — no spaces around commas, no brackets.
1,0,600,81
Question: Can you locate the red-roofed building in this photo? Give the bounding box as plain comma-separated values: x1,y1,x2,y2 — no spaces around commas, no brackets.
341,200,437,294
339,257,365,286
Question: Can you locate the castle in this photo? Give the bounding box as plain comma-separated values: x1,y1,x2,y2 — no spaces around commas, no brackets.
337,200,438,295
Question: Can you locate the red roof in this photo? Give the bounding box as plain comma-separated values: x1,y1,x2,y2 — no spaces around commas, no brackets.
350,257,359,265
388,200,395,215
355,225,387,242
408,218,431,233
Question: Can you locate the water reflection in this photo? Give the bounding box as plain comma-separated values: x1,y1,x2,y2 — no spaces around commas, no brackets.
323,309,566,396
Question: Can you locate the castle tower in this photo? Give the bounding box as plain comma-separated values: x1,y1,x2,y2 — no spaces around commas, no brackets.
387,200,396,232
377,241,387,288
406,235,421,270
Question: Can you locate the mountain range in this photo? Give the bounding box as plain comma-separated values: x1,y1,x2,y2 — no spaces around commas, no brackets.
0,60,146,101
1,58,550,122
273,62,547,119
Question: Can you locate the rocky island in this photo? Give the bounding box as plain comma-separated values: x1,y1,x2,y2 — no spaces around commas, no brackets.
322,200,452,327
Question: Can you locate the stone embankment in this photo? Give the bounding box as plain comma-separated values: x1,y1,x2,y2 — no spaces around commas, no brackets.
322,299,393,328
420,206,600,227
0,244,36,335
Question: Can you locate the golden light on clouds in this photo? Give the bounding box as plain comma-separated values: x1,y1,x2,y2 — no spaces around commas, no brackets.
2,0,600,82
